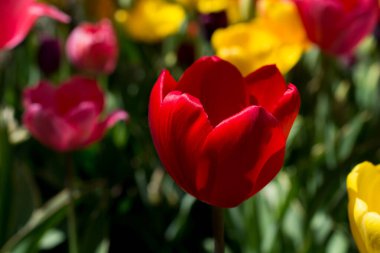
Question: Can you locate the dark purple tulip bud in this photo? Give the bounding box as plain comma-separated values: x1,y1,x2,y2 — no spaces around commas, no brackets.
374,21,380,44
198,11,228,40
37,37,61,76
177,41,196,68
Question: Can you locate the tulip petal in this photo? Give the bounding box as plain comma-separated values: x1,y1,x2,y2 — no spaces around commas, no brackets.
64,102,98,146
272,84,301,137
153,91,213,197
80,110,129,148
23,81,56,108
176,56,248,126
23,104,75,152
198,106,286,207
349,198,369,253
1,1,70,50
30,3,70,23
245,65,287,113
347,162,379,253
294,0,378,55
361,212,380,252
55,76,104,116
149,70,178,154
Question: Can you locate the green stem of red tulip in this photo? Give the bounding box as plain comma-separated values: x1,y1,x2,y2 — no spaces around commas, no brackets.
65,154,78,253
212,207,225,253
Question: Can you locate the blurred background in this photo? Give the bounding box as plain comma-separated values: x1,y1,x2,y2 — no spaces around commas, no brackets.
1,0,380,252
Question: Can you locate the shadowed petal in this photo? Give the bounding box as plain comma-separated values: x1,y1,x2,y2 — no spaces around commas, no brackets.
245,65,287,113
177,56,248,126
23,81,56,108
153,91,213,197
55,76,104,116
196,106,286,207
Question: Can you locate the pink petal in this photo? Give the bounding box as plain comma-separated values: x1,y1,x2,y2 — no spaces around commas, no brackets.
23,104,75,152
197,106,286,207
80,110,129,148
176,56,248,126
0,1,69,50
152,92,213,197
244,65,287,113
23,81,56,108
294,0,378,55
30,3,70,23
55,76,104,116
64,102,98,147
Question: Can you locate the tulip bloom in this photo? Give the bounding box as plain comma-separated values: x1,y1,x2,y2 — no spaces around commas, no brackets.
212,0,308,75
149,56,300,208
114,0,186,43
347,162,380,253
293,0,378,55
0,0,70,50
23,77,128,152
66,19,118,74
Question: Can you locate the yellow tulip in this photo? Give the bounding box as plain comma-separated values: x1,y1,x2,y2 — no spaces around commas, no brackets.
211,0,308,75
347,161,380,253
115,0,186,43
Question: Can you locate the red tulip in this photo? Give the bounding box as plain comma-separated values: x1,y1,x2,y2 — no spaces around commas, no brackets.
66,19,118,74
23,76,128,152
0,0,70,50
148,56,300,208
293,0,378,55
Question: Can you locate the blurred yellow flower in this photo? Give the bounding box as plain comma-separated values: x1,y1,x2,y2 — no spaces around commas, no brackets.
197,0,229,13
115,0,186,43
347,162,380,253
211,0,308,75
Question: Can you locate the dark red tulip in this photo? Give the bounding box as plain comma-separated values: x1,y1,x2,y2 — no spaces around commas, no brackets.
148,56,300,208
293,0,378,56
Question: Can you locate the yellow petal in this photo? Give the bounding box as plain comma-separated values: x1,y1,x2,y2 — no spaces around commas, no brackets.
362,212,380,252
117,0,186,43
349,197,369,253
211,19,304,75
347,162,380,253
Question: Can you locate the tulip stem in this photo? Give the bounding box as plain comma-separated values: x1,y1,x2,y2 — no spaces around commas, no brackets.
212,206,225,253
65,154,78,253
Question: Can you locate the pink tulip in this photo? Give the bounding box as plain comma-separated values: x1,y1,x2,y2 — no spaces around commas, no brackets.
0,0,70,50
23,76,128,152
66,19,118,74
293,0,378,55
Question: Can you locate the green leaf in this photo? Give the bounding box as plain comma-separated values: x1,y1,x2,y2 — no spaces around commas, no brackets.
1,190,71,253
0,122,12,246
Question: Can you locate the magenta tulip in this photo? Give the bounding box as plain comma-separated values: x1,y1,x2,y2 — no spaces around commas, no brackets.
149,56,300,208
23,76,128,152
0,0,70,50
66,19,118,74
293,0,378,55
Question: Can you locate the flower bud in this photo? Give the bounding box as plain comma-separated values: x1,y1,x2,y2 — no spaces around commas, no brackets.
37,37,61,76
66,19,118,74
